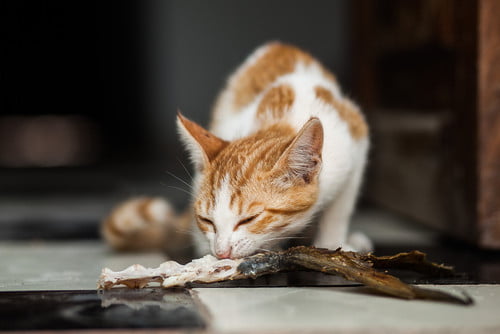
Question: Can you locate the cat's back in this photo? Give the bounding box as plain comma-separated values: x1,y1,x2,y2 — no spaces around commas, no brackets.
210,42,323,138
210,42,367,146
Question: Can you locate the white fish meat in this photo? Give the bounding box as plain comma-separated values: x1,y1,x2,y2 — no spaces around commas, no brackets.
98,255,243,289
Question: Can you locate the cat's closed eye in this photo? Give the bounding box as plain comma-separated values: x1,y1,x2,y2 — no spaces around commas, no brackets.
234,213,261,230
196,215,216,232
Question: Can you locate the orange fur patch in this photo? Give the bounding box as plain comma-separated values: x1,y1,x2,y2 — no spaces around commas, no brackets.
314,86,368,139
266,206,311,216
247,201,264,212
257,84,295,123
232,43,313,110
248,214,277,234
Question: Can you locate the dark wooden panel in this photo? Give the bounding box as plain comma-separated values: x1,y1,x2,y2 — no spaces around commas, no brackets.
353,0,500,248
478,0,500,248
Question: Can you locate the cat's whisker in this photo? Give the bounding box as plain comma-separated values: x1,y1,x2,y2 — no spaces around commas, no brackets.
173,226,195,235
262,236,306,243
267,236,306,240
176,224,199,234
165,171,194,190
160,181,189,193
166,185,193,197
177,158,194,181
172,239,194,248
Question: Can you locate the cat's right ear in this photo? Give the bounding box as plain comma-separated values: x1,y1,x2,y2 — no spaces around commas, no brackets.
176,111,228,170
271,117,323,186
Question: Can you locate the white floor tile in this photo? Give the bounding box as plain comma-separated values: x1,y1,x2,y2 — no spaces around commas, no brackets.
0,241,166,291
194,286,500,333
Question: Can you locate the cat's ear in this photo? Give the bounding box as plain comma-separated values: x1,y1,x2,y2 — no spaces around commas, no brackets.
273,117,323,185
177,111,229,169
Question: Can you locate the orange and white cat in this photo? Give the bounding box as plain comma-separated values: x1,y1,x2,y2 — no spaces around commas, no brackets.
102,42,371,259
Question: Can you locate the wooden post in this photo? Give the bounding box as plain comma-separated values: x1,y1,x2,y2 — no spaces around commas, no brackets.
478,0,500,248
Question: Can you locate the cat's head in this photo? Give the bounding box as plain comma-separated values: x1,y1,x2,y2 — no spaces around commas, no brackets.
177,113,323,259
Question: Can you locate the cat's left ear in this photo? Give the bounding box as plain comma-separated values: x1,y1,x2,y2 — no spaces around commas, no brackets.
177,111,229,170
272,117,323,185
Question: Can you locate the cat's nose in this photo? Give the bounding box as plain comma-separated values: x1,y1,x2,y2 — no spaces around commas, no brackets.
216,247,232,259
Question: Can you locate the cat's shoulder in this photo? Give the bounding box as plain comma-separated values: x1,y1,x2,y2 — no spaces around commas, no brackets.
312,86,368,140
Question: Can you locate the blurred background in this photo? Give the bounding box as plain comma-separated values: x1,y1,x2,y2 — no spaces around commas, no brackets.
1,0,499,249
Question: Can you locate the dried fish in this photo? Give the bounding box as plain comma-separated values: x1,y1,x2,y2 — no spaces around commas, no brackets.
98,246,473,305
237,247,471,305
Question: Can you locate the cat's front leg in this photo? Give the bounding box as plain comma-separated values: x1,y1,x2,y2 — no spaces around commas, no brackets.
314,164,373,253
101,197,176,251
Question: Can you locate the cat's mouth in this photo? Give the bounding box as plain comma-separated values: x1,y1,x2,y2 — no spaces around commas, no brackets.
213,249,255,260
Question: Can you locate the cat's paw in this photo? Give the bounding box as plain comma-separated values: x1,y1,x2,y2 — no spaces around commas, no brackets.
101,197,175,251
314,232,373,253
345,231,373,253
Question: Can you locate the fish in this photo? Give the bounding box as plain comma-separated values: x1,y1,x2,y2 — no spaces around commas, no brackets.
98,246,473,305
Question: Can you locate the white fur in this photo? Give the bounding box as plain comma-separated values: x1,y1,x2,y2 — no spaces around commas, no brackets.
212,176,237,256
180,42,370,257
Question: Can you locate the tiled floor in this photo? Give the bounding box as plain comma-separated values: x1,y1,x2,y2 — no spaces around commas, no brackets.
194,286,500,333
0,241,165,291
1,209,500,332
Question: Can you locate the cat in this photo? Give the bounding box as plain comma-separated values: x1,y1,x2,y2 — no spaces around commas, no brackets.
102,42,372,259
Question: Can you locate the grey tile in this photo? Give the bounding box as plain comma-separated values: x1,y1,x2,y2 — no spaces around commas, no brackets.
0,241,166,291
194,286,500,333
